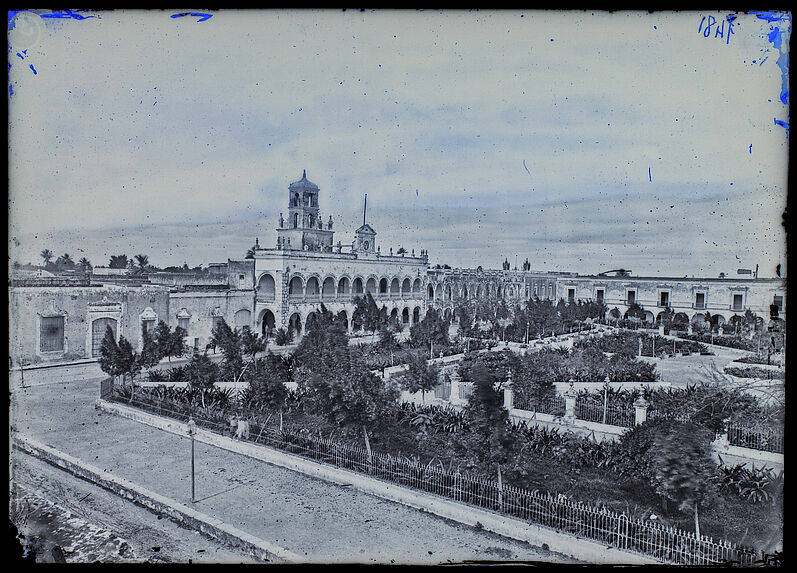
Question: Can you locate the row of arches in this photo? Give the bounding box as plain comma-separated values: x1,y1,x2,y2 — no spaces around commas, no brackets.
274,305,426,337
614,308,758,327
257,272,424,300
426,280,528,302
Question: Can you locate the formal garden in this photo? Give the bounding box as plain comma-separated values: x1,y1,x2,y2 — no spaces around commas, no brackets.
97,300,783,564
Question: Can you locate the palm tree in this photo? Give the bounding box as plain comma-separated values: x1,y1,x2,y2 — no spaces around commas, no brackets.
40,249,54,266
55,253,75,268
77,257,92,274
134,254,150,273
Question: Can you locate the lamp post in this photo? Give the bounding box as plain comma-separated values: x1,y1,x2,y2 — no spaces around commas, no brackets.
187,417,197,503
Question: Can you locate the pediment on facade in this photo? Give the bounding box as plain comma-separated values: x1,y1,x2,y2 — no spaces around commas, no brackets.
139,307,158,320
38,302,67,317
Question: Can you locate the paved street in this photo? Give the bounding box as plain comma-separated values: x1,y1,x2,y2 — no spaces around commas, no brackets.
9,366,573,564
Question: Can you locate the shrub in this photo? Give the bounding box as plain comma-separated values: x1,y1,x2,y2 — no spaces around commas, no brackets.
723,366,784,380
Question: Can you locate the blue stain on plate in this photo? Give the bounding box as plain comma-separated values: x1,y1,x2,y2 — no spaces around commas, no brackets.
648,167,652,182
749,11,790,110
40,10,100,20
29,64,36,75
171,12,213,22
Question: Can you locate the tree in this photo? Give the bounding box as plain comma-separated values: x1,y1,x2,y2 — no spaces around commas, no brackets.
293,305,349,375
55,253,75,269
352,292,384,336
651,422,716,536
185,351,220,408
240,328,267,367
378,326,400,350
248,352,290,430
109,254,129,269
98,326,141,401
303,363,400,466
625,303,647,325
76,257,92,274
513,350,558,409
399,353,441,401
153,321,187,364
462,363,515,480
409,308,449,349
40,249,53,266
274,327,294,346
133,254,150,274
139,329,161,368
209,319,243,379
99,325,123,380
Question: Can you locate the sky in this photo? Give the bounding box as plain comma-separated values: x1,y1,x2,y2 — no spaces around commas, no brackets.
8,9,790,278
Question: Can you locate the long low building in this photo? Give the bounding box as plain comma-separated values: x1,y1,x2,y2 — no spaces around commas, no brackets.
426,268,786,326
9,171,786,366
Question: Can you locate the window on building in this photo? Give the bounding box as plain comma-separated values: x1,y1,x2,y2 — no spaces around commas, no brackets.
627,290,636,305
567,288,575,301
596,289,605,303
141,319,155,338
40,316,65,352
694,292,705,309
773,295,783,312
212,316,223,331
732,294,743,311
178,317,190,332
660,291,670,307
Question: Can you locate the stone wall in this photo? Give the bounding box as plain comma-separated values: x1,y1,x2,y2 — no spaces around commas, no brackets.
9,284,171,365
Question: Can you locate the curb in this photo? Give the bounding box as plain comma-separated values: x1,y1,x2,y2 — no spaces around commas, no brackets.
11,433,303,564
96,399,659,565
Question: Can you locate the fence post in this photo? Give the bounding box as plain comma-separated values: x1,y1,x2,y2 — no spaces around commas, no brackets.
564,380,577,424
633,396,649,426
503,370,513,411
449,373,461,406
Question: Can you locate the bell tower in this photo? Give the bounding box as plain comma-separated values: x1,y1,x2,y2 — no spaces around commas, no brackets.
276,170,334,251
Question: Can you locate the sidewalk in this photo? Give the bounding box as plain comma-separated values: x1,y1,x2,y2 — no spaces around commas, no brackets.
10,377,573,564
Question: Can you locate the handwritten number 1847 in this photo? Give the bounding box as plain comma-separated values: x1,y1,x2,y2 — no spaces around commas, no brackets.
698,15,735,45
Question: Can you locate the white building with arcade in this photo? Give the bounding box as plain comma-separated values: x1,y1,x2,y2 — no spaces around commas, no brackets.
252,170,429,336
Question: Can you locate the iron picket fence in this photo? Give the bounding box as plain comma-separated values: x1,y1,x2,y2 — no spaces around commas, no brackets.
513,394,566,417
575,399,635,428
647,410,783,454
108,389,757,566
726,423,784,454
